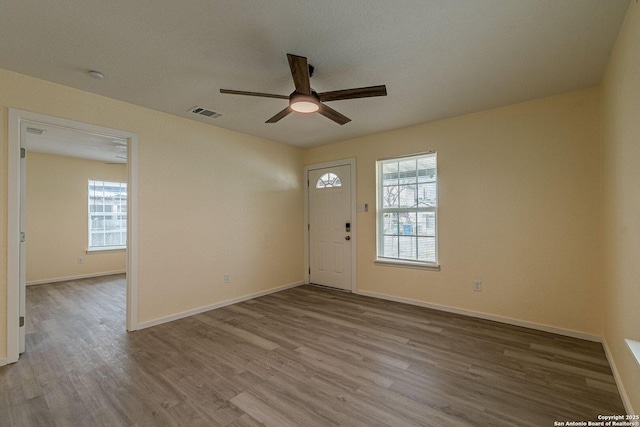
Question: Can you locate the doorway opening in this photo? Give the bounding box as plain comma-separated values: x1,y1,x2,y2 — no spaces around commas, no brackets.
6,109,139,364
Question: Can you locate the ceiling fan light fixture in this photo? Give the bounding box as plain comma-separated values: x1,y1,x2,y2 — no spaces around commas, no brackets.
219,54,386,124
290,94,319,113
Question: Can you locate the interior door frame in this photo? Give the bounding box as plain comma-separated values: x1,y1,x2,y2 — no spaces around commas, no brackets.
5,109,139,365
304,158,357,292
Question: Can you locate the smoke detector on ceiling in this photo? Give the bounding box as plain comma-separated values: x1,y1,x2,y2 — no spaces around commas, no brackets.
88,70,104,80
189,106,222,119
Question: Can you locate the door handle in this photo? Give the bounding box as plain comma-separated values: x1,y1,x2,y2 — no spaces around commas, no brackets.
345,236,351,241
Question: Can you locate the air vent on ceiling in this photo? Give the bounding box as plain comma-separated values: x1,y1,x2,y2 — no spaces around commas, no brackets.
189,106,222,119
26,127,45,135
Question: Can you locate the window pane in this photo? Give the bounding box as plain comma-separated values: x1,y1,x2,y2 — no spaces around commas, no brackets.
105,232,117,246
417,212,436,236
382,162,399,187
398,185,417,208
399,212,416,236
91,187,105,199
399,159,417,184
383,213,398,235
104,230,125,246
383,186,399,208
91,214,106,230
417,156,437,183
91,233,105,247
417,237,436,262
398,236,416,259
383,236,398,258
316,173,342,189
417,182,437,207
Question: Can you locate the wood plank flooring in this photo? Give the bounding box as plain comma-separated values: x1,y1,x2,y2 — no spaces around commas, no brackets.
0,275,625,426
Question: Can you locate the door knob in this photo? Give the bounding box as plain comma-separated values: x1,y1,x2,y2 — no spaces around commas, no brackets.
345,236,351,240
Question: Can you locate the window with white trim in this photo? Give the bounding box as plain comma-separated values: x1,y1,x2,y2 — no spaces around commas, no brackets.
88,180,127,249
377,152,438,266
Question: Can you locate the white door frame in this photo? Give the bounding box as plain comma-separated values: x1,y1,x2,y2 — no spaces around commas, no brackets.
304,158,357,292
5,109,139,365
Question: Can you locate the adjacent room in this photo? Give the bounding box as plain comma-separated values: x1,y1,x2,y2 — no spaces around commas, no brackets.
23,124,128,288
1,1,638,425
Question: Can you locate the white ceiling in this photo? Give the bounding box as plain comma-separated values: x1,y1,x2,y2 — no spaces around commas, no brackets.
22,121,128,164
0,0,630,148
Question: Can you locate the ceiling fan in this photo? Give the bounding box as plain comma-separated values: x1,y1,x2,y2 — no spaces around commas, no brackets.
220,53,387,125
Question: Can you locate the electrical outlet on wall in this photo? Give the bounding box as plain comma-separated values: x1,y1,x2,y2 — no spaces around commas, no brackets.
77,257,84,265
473,280,482,292
224,274,231,284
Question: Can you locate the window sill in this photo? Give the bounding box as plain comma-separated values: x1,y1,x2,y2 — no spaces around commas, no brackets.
626,339,640,369
86,246,126,254
375,258,440,271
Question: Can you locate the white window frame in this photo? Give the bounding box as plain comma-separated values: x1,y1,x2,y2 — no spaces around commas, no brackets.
88,179,127,251
375,151,439,270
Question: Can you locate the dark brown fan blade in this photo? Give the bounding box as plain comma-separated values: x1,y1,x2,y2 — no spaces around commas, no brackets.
220,89,289,100
265,107,292,123
318,85,387,102
317,103,351,125
287,54,311,95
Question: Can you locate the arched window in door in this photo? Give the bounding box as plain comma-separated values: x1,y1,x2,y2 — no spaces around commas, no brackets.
316,172,342,189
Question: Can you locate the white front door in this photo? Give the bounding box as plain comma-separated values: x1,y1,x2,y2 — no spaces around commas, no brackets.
308,165,352,291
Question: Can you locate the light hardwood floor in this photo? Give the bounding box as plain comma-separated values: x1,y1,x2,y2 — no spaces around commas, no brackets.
0,275,625,426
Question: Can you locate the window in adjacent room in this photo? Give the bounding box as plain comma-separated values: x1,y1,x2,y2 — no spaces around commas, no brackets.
376,152,438,268
88,180,127,250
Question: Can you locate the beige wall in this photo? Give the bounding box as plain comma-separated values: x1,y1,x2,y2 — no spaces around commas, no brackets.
25,153,127,283
602,1,640,413
0,69,305,359
305,87,603,337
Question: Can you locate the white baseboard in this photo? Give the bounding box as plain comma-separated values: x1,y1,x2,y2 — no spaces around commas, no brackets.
602,337,634,415
137,281,304,330
355,289,602,342
26,270,126,286
0,357,11,367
